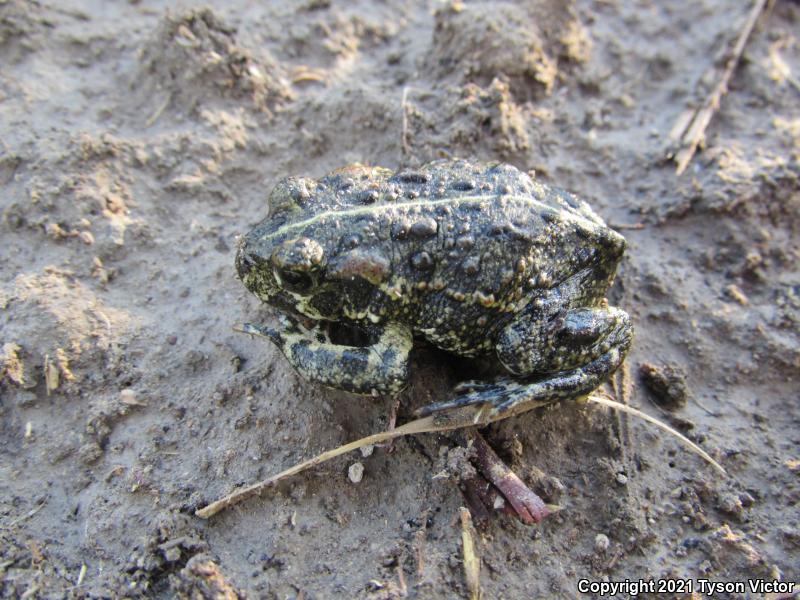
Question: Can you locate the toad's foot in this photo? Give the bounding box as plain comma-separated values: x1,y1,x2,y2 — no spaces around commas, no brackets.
416,346,623,419
464,429,550,525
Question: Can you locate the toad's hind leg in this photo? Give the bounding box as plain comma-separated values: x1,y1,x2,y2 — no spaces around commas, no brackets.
241,317,413,395
418,305,633,418
496,306,632,377
416,331,631,418
416,308,632,525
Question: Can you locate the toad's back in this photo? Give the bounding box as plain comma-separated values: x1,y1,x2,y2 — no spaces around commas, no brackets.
241,159,626,357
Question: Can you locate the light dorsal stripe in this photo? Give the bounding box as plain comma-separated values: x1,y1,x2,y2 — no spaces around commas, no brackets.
265,194,602,241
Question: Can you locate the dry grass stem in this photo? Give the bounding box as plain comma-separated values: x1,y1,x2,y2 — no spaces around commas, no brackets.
587,393,727,476
669,0,768,175
459,507,482,600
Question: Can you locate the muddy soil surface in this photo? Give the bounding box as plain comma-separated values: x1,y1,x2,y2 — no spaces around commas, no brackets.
1,1,798,598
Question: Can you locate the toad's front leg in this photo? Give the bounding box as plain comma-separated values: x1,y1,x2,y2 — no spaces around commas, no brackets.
241,316,413,395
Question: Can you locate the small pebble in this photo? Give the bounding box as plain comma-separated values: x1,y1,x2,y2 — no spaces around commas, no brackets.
616,473,628,485
739,491,756,507
360,444,375,458
594,533,610,553
348,462,364,484
162,546,181,563
17,392,38,408
78,441,104,465
119,388,138,405
780,526,800,546
717,492,744,519
725,284,749,306
639,362,689,409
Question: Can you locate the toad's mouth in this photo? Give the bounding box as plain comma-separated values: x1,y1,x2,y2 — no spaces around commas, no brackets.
297,290,343,321
264,286,345,323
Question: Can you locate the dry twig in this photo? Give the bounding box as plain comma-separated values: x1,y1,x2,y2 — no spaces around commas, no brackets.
2,501,47,529
459,507,482,600
196,406,505,518
414,509,429,577
468,429,550,524
668,0,769,175
401,87,412,156
587,393,726,476
197,388,726,518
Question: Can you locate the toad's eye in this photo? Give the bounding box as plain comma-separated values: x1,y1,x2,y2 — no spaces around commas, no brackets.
275,268,314,293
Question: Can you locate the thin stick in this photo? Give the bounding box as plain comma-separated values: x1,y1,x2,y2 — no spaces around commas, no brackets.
468,429,549,524
586,394,727,476
145,94,171,128
671,0,768,175
197,389,727,518
413,510,428,577
197,411,485,518
2,501,46,529
396,556,408,597
291,67,328,85
401,87,411,156
459,507,482,600
608,222,645,231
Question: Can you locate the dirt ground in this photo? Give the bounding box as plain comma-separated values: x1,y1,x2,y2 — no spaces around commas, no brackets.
1,0,799,598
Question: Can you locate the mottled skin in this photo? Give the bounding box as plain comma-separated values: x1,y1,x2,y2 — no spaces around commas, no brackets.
236,159,633,417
